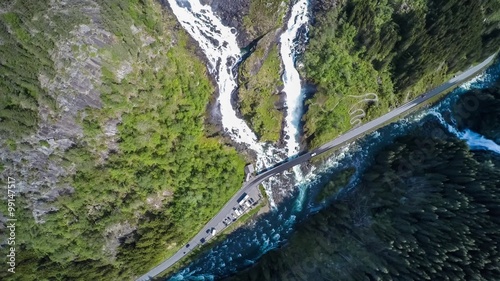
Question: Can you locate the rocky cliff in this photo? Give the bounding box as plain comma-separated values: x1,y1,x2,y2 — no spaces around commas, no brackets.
0,0,246,279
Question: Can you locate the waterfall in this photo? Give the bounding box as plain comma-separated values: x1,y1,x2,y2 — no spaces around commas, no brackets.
429,110,500,154
167,0,260,153
163,1,317,279
167,0,291,206
278,0,310,212
463,130,500,154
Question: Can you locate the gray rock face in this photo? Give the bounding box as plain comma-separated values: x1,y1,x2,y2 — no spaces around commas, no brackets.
311,0,339,13
103,222,137,261
0,0,113,224
199,0,252,46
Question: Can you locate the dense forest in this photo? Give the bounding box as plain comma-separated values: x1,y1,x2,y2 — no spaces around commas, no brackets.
0,0,245,280
454,82,500,143
225,91,500,280
303,0,500,148
2,0,500,280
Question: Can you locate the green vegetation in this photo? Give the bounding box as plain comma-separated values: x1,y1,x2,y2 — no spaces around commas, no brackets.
157,196,268,280
237,0,293,143
303,0,500,148
258,184,268,200
39,140,50,147
239,45,283,142
226,133,500,280
0,0,246,280
314,167,355,203
0,1,73,139
5,139,17,151
243,0,288,38
454,81,500,143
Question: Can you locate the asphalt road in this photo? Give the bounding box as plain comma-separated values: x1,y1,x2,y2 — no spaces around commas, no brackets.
244,54,496,191
137,54,496,281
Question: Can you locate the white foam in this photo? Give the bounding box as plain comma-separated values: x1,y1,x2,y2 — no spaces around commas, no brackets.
280,0,310,160
278,0,310,206
167,0,290,206
463,129,500,154
429,111,500,154
167,0,259,151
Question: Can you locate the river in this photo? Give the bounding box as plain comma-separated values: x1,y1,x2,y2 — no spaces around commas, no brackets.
165,58,500,281
166,0,313,208
163,0,500,280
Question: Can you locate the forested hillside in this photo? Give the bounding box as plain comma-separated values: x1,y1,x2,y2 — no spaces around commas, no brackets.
303,0,500,148
237,0,289,143
454,82,500,143
226,129,500,280
0,0,245,279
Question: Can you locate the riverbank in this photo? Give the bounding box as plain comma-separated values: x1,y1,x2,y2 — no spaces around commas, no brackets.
310,53,498,164
301,0,500,150
161,51,500,281
221,58,500,281
153,190,271,280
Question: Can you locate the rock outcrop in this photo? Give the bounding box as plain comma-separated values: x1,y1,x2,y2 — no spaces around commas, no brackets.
200,0,252,45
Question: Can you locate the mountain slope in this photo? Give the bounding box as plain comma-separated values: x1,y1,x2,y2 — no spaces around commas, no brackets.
0,1,245,279
303,0,500,148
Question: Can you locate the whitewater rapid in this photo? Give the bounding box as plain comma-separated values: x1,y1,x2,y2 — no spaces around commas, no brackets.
167,0,315,206
425,60,500,155
167,0,292,206
278,0,310,211
428,110,500,155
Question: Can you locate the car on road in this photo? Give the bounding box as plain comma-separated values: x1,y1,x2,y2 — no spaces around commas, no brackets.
186,244,190,248
311,152,317,157
200,238,206,244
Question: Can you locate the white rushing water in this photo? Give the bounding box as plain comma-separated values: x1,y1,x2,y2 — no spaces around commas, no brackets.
280,0,309,158
429,110,500,154
278,0,310,211
167,0,310,206
463,130,500,154
167,0,262,153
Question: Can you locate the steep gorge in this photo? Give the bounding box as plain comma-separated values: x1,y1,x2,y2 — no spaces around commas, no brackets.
0,1,247,279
